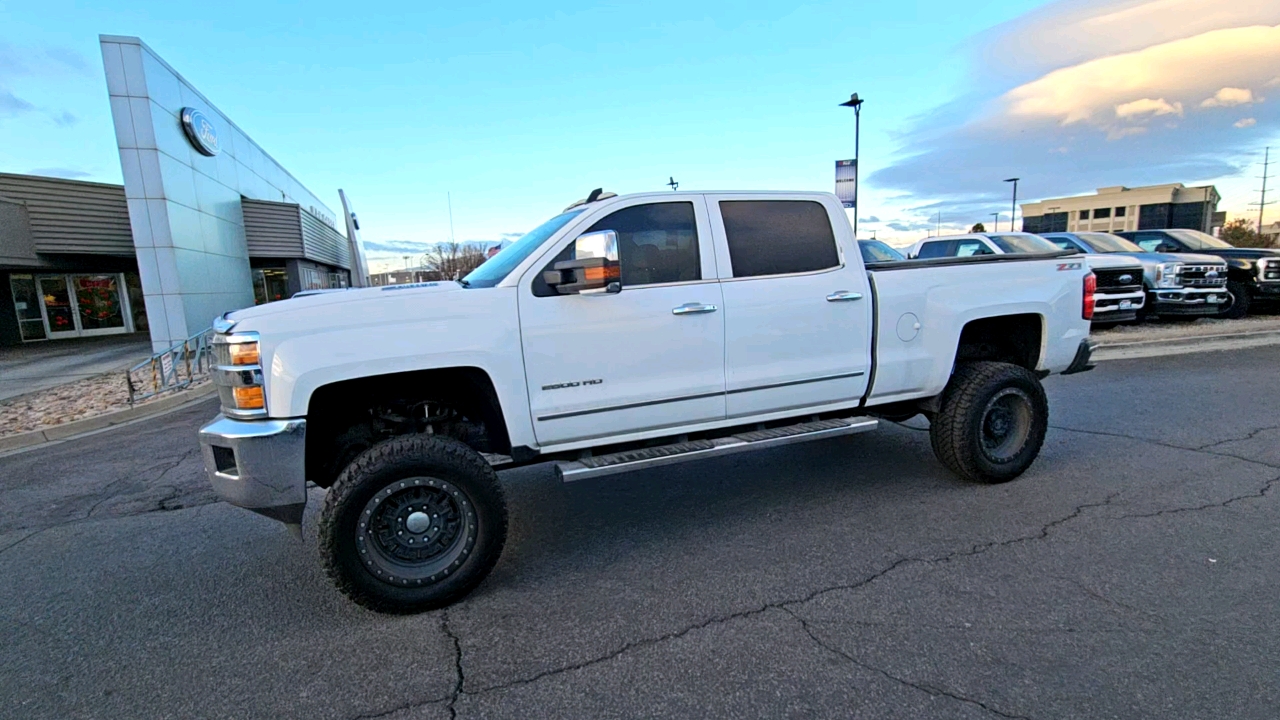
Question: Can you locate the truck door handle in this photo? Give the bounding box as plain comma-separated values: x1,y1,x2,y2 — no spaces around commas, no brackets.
826,291,863,302
672,303,718,315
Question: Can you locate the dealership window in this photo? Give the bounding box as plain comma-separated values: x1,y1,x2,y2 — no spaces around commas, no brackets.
253,268,289,304
719,200,839,278
1079,209,1090,220
1115,206,1127,217
8,272,134,341
1094,207,1111,219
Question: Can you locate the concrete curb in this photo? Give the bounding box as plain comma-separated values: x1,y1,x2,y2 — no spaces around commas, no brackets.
0,383,217,453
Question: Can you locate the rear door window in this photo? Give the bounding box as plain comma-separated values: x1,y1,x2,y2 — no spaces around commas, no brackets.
914,240,955,258
956,240,993,257
718,200,840,278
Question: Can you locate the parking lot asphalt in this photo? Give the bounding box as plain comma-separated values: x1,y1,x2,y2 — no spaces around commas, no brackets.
2,346,1279,719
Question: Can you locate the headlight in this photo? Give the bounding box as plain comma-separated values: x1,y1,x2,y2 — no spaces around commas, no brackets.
213,332,266,417
228,341,260,366
1155,262,1182,288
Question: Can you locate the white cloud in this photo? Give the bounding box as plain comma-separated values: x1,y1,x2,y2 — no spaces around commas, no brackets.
1202,87,1257,107
1003,24,1280,132
976,0,1280,85
870,5,1280,222
1235,117,1257,128
1115,98,1183,119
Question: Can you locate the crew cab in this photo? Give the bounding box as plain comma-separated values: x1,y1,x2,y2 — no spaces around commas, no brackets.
199,191,1095,612
907,232,1147,325
1115,229,1280,319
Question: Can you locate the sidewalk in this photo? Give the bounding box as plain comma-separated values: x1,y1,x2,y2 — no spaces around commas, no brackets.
0,334,152,402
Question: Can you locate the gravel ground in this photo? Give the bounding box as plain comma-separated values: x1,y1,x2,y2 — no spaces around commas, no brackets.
1092,312,1280,344
0,373,210,437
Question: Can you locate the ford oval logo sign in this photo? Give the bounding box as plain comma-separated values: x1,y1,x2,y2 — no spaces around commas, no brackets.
1118,274,1134,284
180,107,220,156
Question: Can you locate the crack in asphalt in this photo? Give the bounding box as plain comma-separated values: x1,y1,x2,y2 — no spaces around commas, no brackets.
0,527,46,559
1117,473,1280,520
781,606,1032,719
443,611,464,720
451,464,1278,704
1196,425,1280,451
348,613,464,720
1,449,213,546
462,493,1125,698
1050,425,1280,470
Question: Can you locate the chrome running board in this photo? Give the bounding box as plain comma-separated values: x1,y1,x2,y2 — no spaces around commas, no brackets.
555,416,878,482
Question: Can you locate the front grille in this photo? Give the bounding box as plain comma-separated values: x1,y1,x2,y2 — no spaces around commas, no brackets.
1094,268,1143,293
1178,265,1228,288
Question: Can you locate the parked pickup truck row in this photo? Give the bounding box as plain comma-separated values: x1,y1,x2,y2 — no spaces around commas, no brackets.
200,190,1096,612
900,228,1277,324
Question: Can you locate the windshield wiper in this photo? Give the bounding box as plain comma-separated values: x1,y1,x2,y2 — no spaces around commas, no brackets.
456,278,471,288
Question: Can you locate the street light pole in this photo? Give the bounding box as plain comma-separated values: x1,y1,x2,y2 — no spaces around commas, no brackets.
1004,178,1020,231
991,212,1000,232
839,93,864,239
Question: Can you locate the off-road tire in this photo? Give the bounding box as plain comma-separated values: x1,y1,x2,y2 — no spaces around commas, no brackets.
319,434,507,613
1221,280,1250,320
929,361,1048,484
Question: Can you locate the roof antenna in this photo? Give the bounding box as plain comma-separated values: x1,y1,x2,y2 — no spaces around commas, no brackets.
586,188,603,203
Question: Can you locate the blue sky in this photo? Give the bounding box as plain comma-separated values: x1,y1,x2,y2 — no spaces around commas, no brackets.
1,1,1277,270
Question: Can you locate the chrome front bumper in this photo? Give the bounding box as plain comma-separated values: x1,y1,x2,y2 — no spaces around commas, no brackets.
199,414,308,525
1150,287,1227,315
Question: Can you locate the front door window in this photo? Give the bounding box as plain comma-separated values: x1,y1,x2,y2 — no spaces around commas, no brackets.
38,276,78,337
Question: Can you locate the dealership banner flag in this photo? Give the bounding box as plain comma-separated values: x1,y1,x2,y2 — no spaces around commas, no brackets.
835,159,857,208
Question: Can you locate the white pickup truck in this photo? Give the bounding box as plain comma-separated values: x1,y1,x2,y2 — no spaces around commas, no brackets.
199,190,1097,612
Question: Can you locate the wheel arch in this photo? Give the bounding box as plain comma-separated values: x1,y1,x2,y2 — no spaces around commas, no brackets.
952,313,1045,372
304,366,511,488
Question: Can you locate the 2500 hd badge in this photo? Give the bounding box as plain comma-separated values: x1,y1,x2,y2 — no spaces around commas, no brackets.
542,378,604,391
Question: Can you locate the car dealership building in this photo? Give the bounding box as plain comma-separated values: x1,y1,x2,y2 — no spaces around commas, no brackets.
0,35,365,350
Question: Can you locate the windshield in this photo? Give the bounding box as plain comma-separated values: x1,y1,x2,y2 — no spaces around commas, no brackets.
1166,229,1233,250
988,234,1060,254
462,210,584,288
859,240,905,263
1075,232,1144,253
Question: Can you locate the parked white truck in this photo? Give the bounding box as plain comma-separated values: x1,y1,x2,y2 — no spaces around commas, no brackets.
199,191,1097,612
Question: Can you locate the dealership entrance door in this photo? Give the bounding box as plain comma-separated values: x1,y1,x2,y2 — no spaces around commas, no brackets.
8,273,136,341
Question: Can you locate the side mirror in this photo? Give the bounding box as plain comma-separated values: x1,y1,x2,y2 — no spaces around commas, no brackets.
542,230,622,294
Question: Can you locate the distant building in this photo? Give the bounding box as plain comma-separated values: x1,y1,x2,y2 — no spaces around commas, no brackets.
1261,221,1280,244
1021,183,1220,235
368,268,439,286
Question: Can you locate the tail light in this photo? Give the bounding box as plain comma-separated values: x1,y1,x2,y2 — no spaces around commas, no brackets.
1082,273,1096,320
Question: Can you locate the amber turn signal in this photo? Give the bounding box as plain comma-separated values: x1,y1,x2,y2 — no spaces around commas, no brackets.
232,385,265,410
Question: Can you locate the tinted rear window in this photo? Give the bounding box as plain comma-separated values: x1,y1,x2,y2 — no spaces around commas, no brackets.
719,200,840,277
988,234,1060,254
914,241,954,259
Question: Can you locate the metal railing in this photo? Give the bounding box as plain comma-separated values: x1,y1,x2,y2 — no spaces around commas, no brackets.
126,328,215,405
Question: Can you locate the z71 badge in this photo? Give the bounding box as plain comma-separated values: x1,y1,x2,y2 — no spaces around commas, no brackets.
1057,262,1083,271
542,379,604,391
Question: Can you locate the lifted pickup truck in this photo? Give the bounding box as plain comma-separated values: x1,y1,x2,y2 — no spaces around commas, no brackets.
200,190,1095,612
